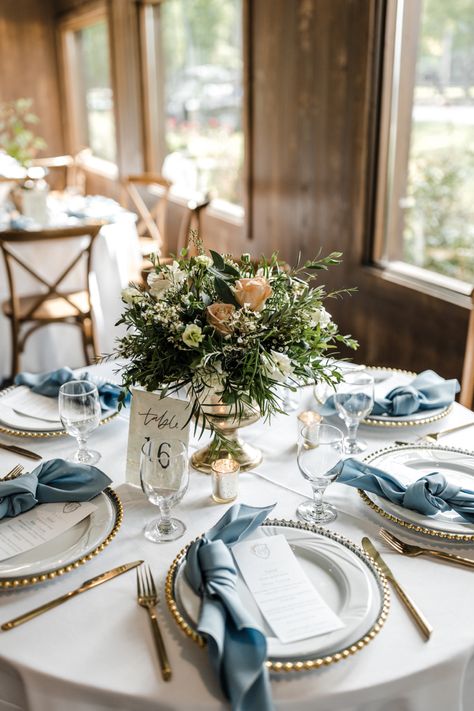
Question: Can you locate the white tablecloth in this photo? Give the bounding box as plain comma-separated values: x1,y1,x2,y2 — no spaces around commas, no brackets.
0,362,473,711
0,219,140,380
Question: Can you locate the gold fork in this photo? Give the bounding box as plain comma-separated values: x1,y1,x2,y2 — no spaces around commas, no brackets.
2,464,24,481
136,564,172,681
379,528,474,569
421,421,474,443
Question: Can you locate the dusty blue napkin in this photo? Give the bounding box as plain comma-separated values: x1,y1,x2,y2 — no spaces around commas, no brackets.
185,503,276,711
0,458,111,519
339,457,474,522
15,367,129,411
318,369,459,418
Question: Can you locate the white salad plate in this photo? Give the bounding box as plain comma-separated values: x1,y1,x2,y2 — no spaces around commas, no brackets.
0,488,122,588
0,384,119,437
362,444,474,542
168,521,389,665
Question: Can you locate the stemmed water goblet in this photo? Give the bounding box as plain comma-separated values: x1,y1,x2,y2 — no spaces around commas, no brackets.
334,371,374,454
140,439,189,543
296,423,344,524
59,380,101,464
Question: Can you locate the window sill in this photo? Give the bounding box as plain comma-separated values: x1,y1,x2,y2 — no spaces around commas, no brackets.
78,155,118,181
149,184,244,227
366,261,472,309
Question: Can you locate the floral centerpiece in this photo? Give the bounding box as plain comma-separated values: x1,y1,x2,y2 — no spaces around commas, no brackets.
116,245,357,471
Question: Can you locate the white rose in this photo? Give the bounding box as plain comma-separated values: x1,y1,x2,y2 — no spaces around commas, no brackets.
147,272,172,299
261,350,294,382
195,254,212,267
311,306,332,329
168,261,187,285
121,287,142,304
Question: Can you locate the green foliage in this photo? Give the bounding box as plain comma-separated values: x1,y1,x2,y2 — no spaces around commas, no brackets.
0,98,46,167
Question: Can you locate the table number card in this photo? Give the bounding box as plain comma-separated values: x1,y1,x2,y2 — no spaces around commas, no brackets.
125,387,191,486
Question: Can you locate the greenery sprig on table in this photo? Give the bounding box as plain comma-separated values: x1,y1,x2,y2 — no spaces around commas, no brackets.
115,245,357,445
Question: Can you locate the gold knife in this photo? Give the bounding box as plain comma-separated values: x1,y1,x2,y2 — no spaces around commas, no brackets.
1,560,143,631
362,537,433,641
0,442,42,461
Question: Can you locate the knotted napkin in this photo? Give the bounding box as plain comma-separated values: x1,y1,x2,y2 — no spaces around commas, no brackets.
339,457,474,522
0,458,111,519
185,503,276,711
15,367,129,411
318,369,459,418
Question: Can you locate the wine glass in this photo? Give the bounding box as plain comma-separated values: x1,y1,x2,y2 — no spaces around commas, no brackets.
334,371,374,454
140,439,189,543
296,423,344,524
59,380,101,464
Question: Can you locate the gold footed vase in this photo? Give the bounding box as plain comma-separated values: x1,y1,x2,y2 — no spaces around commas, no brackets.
191,390,262,474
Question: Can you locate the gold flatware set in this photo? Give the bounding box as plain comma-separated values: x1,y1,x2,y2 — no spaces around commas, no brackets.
137,563,172,681
379,528,474,569
1,560,172,681
362,537,433,641
0,441,42,460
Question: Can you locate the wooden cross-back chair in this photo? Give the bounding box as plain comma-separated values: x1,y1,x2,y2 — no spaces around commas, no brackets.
460,288,474,409
0,223,103,378
31,153,86,194
139,196,211,283
122,174,172,257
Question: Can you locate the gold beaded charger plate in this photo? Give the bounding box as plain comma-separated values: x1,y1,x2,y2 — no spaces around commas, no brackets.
166,520,390,672
360,444,474,542
0,488,122,589
0,384,119,438
314,366,452,428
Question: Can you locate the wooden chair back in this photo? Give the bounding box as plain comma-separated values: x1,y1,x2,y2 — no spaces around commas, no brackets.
1,223,103,376
177,197,211,256
460,288,474,409
30,154,86,193
121,173,172,255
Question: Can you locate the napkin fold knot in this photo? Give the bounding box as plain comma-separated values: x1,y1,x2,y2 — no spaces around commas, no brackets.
339,458,474,522
15,367,129,411
0,459,112,519
185,503,275,711
318,369,459,418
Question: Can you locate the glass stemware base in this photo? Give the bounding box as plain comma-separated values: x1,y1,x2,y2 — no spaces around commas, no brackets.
342,438,367,455
144,517,186,543
68,449,101,465
296,499,337,525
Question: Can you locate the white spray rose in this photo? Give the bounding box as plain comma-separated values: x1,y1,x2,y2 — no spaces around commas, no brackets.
261,350,294,382
311,306,332,329
195,254,213,267
122,287,142,304
147,272,172,299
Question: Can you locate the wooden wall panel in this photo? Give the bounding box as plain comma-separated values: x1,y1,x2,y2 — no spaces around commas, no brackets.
0,0,63,157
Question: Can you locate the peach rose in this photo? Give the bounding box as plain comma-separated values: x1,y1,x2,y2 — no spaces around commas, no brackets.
206,302,236,335
234,277,272,312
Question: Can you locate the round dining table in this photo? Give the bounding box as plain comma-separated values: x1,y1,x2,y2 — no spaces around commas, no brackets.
0,361,473,711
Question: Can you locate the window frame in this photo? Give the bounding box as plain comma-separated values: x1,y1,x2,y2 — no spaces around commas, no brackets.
137,0,251,236
371,0,472,305
57,0,118,174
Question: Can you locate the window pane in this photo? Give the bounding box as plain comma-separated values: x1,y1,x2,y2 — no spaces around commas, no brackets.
161,0,243,205
75,21,116,163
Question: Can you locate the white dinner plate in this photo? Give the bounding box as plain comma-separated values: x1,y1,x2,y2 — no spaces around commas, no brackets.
172,523,386,662
314,366,451,428
0,383,119,437
362,444,474,541
0,488,122,587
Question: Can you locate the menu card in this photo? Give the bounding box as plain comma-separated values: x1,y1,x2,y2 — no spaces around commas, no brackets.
125,387,191,486
0,386,61,429
232,534,344,644
0,501,97,562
